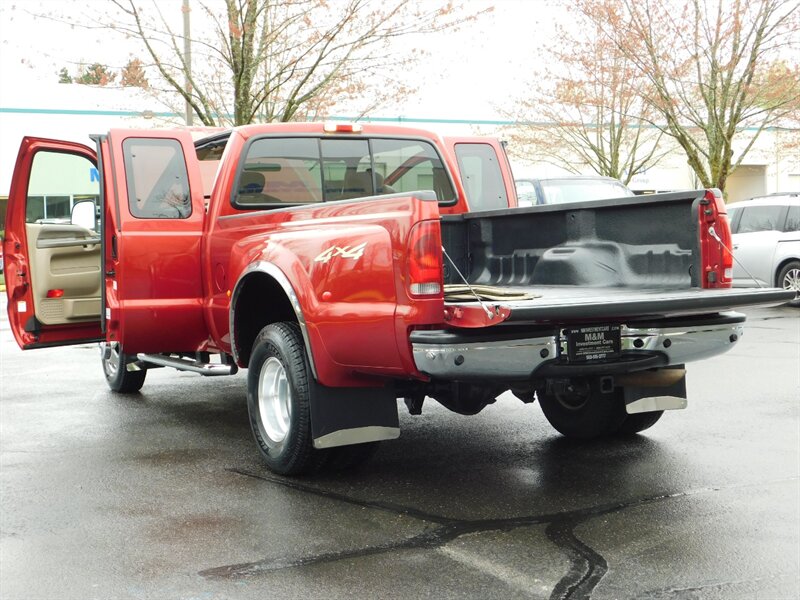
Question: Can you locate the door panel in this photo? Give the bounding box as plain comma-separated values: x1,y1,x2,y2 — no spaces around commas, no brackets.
25,223,101,324
4,138,102,349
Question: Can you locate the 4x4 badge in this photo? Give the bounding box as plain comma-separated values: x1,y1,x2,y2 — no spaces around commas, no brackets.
314,242,367,264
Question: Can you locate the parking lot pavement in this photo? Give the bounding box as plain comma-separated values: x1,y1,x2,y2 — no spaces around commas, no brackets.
1,301,798,599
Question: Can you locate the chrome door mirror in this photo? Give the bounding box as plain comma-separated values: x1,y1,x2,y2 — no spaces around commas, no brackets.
71,199,97,231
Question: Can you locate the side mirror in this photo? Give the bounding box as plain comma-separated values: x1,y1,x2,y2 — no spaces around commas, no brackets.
71,200,97,231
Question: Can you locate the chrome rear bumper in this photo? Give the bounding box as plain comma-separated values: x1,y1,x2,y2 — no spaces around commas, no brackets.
412,314,744,380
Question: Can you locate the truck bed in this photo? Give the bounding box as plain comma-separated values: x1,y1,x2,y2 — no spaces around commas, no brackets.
439,190,794,326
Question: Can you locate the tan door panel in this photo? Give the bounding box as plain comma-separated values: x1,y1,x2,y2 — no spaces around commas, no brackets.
25,224,102,325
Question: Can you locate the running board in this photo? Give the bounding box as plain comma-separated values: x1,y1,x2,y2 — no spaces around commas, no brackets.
135,353,237,376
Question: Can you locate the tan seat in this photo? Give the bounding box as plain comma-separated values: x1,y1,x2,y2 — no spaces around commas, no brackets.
237,171,269,204
341,170,373,199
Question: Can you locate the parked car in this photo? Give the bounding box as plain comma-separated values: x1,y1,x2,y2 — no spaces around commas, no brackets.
726,193,800,303
515,175,634,207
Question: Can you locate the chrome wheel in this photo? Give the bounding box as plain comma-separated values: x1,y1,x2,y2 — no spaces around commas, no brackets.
782,267,800,292
101,342,121,379
100,342,146,393
258,357,293,446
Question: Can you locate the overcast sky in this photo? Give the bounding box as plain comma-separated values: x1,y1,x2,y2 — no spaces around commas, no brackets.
0,0,557,121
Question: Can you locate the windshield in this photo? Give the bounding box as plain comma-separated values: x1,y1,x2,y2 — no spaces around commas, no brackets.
540,179,633,205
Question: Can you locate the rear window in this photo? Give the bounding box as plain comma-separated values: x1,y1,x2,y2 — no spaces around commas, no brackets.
232,136,455,208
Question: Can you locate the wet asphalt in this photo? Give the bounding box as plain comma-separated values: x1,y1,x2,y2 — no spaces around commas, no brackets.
0,301,798,600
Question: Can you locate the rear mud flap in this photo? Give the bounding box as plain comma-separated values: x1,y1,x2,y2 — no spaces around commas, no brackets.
623,371,688,414
309,383,399,449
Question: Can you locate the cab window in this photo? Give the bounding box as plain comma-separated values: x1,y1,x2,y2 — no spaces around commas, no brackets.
321,139,371,201
236,138,323,205
233,136,455,208
26,152,99,224
123,138,192,219
454,143,508,211
372,138,455,202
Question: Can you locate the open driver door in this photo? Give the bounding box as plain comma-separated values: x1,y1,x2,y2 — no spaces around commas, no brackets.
4,138,103,348
4,130,208,354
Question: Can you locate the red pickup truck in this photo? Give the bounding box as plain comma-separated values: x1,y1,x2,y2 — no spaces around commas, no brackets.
3,122,792,474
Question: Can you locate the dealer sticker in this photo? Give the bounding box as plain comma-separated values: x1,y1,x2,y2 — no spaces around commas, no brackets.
564,325,621,362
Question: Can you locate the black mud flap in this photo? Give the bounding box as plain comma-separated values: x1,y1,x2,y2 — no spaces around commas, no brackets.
309,382,400,449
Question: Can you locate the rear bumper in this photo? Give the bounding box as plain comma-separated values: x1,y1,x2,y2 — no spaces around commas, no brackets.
411,312,745,380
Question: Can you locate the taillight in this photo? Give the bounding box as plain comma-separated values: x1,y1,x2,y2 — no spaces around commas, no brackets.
699,188,733,288
407,221,442,297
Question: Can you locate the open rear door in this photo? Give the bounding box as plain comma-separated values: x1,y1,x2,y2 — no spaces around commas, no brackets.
102,129,208,354
4,138,103,348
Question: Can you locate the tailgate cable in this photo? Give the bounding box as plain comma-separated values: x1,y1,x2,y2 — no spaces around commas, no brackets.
708,226,764,288
441,246,495,319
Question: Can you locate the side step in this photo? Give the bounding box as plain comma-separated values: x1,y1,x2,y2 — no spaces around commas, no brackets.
134,353,237,376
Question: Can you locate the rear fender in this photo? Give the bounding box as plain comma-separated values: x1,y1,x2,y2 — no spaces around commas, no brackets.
230,261,318,378
231,261,400,450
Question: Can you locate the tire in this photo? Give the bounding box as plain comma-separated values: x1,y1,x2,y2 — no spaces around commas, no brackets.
101,342,146,393
247,322,325,476
777,261,800,306
536,378,627,439
618,410,663,435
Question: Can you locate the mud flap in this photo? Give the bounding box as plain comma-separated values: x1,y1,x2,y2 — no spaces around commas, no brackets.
309,382,400,449
623,370,688,414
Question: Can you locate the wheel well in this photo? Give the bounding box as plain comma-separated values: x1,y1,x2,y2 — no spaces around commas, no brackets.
775,258,800,286
233,273,298,366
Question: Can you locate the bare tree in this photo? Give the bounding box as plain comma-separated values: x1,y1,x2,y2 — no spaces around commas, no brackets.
72,0,486,126
506,14,669,185
578,0,800,192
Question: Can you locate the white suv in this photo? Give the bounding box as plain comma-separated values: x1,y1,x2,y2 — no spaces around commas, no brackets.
727,193,800,302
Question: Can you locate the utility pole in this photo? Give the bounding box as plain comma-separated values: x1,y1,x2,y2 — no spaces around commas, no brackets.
183,0,193,126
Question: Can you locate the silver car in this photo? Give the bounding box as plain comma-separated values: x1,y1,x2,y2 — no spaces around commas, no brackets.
727,193,800,303
515,176,634,207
